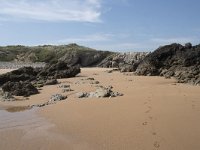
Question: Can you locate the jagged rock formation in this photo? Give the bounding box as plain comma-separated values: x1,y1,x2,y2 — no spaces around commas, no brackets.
59,49,112,67
98,52,149,72
0,61,80,97
2,81,39,97
136,43,200,85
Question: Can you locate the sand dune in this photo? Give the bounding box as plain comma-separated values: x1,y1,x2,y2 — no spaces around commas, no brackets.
0,68,200,150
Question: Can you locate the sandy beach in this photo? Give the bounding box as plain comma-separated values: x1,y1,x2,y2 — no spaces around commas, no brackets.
0,68,200,150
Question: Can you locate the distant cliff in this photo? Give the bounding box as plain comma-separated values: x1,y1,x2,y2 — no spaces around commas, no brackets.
0,43,148,68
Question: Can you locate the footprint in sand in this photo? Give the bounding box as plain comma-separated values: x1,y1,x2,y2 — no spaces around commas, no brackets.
154,141,160,148
145,110,151,113
142,122,148,125
145,106,152,113
149,116,153,120
144,102,148,105
152,132,157,136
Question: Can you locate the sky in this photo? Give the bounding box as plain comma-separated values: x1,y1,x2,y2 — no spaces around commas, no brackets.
0,0,199,51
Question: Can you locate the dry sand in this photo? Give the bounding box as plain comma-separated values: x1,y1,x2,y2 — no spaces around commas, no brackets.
0,68,200,150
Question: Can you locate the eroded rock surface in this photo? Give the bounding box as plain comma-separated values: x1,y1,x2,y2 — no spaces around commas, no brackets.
0,61,80,97
136,43,200,85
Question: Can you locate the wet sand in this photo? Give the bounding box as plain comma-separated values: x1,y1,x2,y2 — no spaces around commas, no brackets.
1,68,200,150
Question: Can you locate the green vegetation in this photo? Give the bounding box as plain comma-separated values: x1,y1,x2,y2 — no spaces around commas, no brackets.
0,43,113,63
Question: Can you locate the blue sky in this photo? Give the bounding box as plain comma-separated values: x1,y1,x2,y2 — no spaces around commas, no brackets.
0,0,199,51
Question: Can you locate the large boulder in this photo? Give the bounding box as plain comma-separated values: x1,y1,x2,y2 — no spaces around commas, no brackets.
2,81,39,97
37,61,80,79
0,67,39,86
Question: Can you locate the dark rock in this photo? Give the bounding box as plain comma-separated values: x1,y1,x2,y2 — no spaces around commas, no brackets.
62,88,73,93
135,43,200,85
38,61,81,79
58,85,70,88
90,81,100,84
0,67,39,86
111,61,118,68
2,81,39,97
185,43,192,49
0,61,80,97
120,64,136,72
86,78,95,80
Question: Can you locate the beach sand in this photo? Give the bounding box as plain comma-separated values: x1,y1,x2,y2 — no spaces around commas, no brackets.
0,68,200,150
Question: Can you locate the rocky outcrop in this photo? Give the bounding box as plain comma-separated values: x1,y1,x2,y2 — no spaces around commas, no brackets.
0,61,80,86
59,49,113,67
37,61,81,79
0,67,39,86
2,81,39,97
136,43,200,85
0,61,80,97
98,52,149,72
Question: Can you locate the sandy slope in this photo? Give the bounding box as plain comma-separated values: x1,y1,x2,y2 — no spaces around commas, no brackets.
0,68,200,150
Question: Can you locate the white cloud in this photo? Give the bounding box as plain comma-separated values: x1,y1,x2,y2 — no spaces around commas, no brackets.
58,33,113,43
0,0,102,22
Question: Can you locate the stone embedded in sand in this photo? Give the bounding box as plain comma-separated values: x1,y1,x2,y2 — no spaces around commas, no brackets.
62,88,73,93
58,84,70,88
76,86,123,99
58,84,73,93
76,92,90,98
91,87,110,98
49,94,67,102
86,78,95,80
91,86,123,98
90,81,100,84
